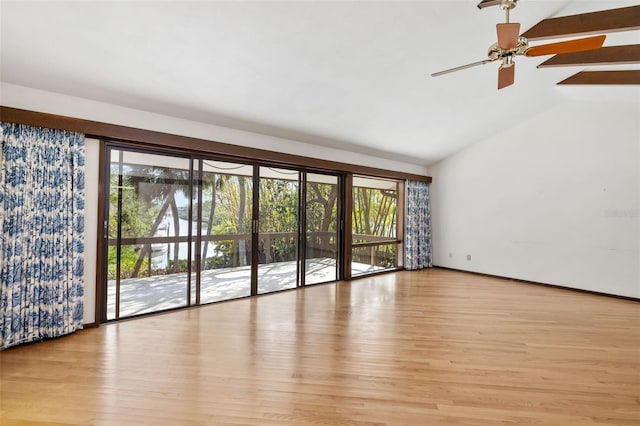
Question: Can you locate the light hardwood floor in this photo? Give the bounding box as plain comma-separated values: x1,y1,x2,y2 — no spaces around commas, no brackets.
1,269,639,425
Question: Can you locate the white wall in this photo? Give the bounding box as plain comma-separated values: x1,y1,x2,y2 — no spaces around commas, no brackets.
1,83,428,176
2,83,431,323
430,101,639,298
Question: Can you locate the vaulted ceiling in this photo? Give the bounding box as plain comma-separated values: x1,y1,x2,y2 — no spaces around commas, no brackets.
1,0,638,166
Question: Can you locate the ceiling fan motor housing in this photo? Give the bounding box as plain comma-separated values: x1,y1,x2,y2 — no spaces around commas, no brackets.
488,37,529,61
500,0,518,10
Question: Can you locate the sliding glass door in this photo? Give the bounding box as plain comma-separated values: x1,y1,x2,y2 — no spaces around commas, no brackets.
196,160,253,305
304,173,339,285
257,167,300,294
104,145,343,321
106,149,192,320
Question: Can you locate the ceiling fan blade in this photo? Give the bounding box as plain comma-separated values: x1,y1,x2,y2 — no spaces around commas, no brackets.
558,70,640,85
522,5,640,41
497,23,521,50
477,0,502,10
525,35,606,57
498,64,515,90
537,45,640,68
431,59,493,77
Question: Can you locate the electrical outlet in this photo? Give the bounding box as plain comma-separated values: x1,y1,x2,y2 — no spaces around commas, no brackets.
449,252,452,258
466,254,471,261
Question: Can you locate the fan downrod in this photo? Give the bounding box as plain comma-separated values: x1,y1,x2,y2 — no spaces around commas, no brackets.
500,0,518,23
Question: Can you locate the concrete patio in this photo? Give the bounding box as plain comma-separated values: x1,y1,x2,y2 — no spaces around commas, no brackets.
107,258,383,319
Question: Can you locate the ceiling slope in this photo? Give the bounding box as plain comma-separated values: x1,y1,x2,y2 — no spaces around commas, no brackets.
0,1,638,166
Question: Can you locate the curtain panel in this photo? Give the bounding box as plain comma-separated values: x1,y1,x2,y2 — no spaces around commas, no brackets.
405,180,432,270
1,122,85,349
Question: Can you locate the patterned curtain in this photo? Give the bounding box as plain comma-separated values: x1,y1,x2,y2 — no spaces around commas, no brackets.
405,180,432,270
1,122,85,349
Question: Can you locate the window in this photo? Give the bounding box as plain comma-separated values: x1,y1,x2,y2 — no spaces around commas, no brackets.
351,176,404,276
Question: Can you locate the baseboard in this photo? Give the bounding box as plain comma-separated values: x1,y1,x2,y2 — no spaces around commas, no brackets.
82,322,99,329
433,266,639,302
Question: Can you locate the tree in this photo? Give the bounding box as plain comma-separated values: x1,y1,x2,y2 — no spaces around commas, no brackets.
352,186,398,267
201,172,217,268
108,163,190,279
259,178,299,263
236,175,248,266
306,182,338,257
127,165,189,276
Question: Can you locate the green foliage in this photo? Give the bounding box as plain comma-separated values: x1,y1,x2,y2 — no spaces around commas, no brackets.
109,164,207,276
213,174,253,233
256,178,299,262
259,178,298,231
108,170,165,279
108,173,161,238
204,241,234,269
352,187,397,238
306,182,338,231
167,259,190,273
107,245,151,279
351,185,398,269
109,159,399,278
352,244,397,269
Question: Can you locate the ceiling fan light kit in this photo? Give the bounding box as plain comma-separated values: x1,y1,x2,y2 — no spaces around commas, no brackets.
431,1,638,89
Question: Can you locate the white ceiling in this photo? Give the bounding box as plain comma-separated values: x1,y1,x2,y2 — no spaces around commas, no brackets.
1,0,638,167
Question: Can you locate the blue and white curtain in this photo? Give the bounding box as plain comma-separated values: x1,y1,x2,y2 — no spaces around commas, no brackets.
405,180,432,270
1,122,85,349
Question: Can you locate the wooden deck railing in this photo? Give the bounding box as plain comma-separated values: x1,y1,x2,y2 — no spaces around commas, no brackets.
108,231,400,277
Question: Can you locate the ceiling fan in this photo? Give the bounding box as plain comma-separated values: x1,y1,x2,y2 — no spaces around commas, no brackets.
431,0,608,89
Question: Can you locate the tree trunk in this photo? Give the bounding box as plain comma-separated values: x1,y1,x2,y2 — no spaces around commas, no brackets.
236,176,247,267
170,197,180,272
131,187,176,277
202,174,217,269
321,187,337,254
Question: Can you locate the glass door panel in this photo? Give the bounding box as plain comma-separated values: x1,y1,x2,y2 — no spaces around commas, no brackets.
257,167,300,294
107,149,191,320
351,176,400,277
305,173,339,285
104,147,346,321
198,160,253,304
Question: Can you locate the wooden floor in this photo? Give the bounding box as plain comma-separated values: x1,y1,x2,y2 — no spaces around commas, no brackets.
1,269,639,425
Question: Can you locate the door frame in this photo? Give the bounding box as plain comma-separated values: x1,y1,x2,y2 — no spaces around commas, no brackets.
98,141,347,323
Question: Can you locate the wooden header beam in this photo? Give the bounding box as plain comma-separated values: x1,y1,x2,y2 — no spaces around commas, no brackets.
0,106,432,183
